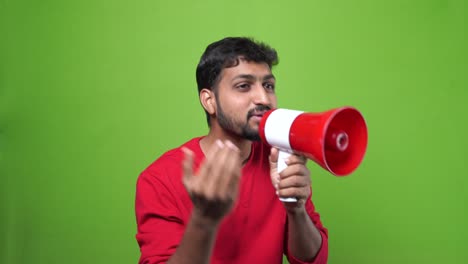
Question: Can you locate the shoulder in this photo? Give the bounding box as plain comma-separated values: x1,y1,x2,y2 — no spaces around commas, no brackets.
139,137,203,183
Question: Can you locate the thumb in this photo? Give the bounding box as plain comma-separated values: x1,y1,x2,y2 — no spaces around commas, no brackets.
269,147,280,187
269,147,279,171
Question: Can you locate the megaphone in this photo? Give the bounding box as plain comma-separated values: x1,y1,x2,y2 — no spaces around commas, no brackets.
259,106,368,202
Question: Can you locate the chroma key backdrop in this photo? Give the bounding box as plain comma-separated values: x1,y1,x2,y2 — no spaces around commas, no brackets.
1,1,467,263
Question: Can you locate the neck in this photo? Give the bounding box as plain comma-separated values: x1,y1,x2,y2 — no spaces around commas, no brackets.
200,126,252,164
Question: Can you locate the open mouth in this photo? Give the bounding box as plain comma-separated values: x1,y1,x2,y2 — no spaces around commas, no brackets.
250,112,266,119
248,106,271,121
249,112,267,122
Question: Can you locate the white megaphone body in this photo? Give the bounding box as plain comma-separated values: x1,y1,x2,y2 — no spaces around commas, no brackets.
258,107,368,202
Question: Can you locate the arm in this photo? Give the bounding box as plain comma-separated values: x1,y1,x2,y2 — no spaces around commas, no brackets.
284,198,329,264
286,206,323,261
167,140,241,264
166,211,219,264
270,148,329,264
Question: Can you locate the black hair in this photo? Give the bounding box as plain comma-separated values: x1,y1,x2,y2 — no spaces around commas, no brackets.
195,37,279,126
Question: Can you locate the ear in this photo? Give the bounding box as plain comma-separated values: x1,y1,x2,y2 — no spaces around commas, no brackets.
199,88,216,115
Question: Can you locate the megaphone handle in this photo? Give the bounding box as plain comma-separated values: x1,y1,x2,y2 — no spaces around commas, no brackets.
277,150,298,203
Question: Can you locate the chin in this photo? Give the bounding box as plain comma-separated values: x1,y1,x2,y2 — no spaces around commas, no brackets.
242,129,261,141
240,122,261,141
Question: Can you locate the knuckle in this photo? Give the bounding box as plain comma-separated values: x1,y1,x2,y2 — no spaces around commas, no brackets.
278,189,284,197
291,164,301,174
182,179,191,189
191,185,201,196
279,188,290,197
294,176,301,187
205,190,215,200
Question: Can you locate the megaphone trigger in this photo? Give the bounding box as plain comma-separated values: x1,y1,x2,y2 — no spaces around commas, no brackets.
276,149,291,173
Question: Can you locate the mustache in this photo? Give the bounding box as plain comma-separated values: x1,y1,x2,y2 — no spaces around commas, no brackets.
247,105,272,119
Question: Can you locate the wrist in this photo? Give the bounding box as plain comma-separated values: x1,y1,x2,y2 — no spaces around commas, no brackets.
190,209,221,232
285,204,307,217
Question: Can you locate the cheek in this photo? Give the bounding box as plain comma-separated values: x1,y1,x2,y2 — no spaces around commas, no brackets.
270,95,278,108
219,98,246,119
222,95,249,110
231,102,250,121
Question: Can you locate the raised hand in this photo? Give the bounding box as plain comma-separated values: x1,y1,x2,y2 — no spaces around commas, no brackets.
182,140,242,225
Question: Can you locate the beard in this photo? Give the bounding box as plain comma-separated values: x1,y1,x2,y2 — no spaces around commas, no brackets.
216,96,271,141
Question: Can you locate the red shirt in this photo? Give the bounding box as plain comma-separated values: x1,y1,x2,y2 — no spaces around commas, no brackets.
135,137,328,264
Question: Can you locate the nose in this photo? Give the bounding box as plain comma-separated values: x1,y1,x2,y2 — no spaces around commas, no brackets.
252,84,271,106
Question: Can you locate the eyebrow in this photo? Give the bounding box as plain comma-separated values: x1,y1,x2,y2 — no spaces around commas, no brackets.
232,74,276,82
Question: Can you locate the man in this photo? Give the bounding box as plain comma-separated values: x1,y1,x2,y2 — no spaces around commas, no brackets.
135,37,328,264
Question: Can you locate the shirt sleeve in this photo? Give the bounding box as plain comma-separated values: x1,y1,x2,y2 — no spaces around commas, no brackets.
135,170,185,264
284,195,329,264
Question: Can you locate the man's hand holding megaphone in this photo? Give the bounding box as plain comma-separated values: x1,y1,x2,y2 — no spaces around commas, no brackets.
269,147,312,209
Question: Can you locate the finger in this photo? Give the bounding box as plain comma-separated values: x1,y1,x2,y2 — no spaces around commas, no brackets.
278,186,310,200
204,140,233,199
269,147,281,187
197,140,224,183
284,153,307,166
269,147,279,171
278,164,310,180
278,175,310,190
181,147,194,188
192,140,224,197
218,141,241,199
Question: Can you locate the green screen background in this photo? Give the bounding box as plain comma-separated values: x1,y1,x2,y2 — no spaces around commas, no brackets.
1,0,467,263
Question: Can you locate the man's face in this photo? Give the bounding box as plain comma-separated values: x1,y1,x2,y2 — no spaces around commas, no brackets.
214,59,277,141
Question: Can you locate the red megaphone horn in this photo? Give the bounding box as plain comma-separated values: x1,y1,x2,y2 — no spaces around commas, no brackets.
258,107,368,201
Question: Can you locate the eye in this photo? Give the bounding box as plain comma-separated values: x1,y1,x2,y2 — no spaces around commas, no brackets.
236,83,251,90
264,82,275,91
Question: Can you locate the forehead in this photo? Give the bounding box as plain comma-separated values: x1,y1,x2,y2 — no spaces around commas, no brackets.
219,59,273,81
